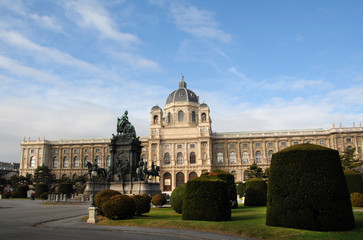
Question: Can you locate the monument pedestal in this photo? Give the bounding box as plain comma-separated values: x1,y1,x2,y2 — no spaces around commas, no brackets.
87,206,98,224
84,181,161,196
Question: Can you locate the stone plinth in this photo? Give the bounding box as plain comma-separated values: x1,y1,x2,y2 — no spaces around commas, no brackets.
84,181,161,196
87,206,98,224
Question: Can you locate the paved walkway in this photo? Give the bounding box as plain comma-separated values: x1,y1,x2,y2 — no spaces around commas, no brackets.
0,199,255,240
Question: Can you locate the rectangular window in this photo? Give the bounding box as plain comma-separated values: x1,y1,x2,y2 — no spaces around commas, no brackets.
177,144,183,149
85,149,90,153
163,144,170,149
74,149,79,153
64,149,69,154
54,149,58,154
242,143,248,148
281,141,286,147
96,149,101,153
268,142,273,148
30,149,35,154
293,141,299,145
190,144,195,148
346,138,352,143
255,142,261,148
217,144,223,149
319,140,325,145
230,143,235,149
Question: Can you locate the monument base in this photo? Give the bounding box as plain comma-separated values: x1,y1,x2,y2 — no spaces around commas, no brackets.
84,181,161,196
87,206,98,224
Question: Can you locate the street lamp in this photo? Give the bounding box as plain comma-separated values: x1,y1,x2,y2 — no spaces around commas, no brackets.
90,170,98,207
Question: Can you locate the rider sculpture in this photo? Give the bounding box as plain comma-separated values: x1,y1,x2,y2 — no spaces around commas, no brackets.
117,110,136,138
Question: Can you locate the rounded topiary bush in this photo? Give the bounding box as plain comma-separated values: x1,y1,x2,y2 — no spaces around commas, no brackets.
142,194,151,204
151,194,166,207
170,183,187,213
94,189,121,216
244,178,267,206
131,194,151,215
266,144,355,231
57,183,73,197
344,170,363,194
350,192,363,207
182,177,231,221
101,194,135,220
35,183,49,198
15,185,28,198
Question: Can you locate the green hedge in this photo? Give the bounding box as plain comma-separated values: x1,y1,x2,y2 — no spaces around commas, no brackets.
244,178,267,206
344,170,363,194
35,183,48,198
15,185,28,198
94,189,121,216
266,144,355,231
131,194,151,215
57,183,73,197
170,183,187,213
201,170,238,208
182,177,231,221
101,195,135,220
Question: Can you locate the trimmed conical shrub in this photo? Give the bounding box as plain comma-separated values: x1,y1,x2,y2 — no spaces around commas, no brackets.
244,178,267,206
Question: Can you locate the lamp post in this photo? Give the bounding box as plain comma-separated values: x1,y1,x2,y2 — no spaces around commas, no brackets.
90,170,98,206
87,164,99,224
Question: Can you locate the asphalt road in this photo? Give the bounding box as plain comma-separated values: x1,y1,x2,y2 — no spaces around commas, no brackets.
0,199,254,240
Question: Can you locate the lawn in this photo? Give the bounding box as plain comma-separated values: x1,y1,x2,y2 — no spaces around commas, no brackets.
95,205,363,240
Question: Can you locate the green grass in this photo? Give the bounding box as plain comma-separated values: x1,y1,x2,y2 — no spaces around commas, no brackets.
94,205,363,240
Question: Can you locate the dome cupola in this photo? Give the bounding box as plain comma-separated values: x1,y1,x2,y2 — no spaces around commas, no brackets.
166,75,199,105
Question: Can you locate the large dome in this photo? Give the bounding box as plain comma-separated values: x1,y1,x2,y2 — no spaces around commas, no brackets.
166,78,199,105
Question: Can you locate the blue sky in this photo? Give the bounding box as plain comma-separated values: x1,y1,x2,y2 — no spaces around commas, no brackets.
1,0,363,163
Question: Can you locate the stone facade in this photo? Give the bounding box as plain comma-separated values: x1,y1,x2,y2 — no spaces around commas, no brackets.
19,79,363,193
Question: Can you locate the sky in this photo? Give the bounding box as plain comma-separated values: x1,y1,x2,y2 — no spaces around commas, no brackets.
1,0,363,163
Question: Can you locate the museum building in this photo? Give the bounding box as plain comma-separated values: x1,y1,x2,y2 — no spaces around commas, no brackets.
19,77,363,193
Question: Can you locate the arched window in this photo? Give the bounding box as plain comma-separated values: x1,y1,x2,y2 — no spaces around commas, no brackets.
189,172,198,181
255,151,262,163
163,172,171,191
62,174,67,179
164,153,170,164
190,152,196,164
95,155,100,165
74,156,79,168
30,156,36,168
242,151,249,163
63,156,69,168
201,113,206,122
268,150,273,163
192,111,196,122
230,152,236,163
106,155,111,167
178,110,184,122
167,112,172,124
177,152,183,165
53,157,58,168
72,174,77,180
217,152,223,163
84,156,90,167
153,115,158,124
176,172,185,187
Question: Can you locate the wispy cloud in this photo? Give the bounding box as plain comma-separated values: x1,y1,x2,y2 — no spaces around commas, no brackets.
0,30,99,71
66,0,139,44
111,52,161,71
29,14,63,31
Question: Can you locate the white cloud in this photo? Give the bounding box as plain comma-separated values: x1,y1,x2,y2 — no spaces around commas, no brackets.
169,3,231,42
0,55,59,84
111,52,161,71
0,30,99,71
29,14,63,31
66,0,139,44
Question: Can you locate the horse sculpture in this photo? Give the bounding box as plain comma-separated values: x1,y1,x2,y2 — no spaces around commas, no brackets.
86,161,107,179
144,162,160,181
